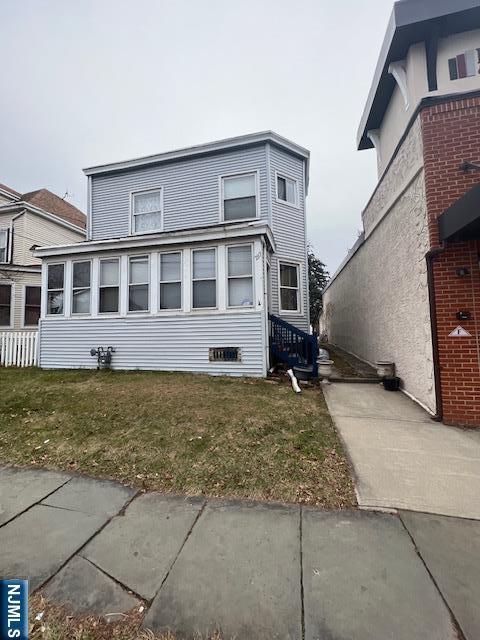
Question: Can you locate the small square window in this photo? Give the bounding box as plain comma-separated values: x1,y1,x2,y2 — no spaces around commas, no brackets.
132,189,162,234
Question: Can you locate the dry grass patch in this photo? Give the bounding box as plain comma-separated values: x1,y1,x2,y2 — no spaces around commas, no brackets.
0,368,355,508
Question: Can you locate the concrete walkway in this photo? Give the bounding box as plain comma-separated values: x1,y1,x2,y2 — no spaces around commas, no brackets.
1,466,480,639
323,383,480,519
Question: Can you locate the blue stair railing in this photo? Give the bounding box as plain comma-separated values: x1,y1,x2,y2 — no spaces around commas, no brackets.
268,313,319,378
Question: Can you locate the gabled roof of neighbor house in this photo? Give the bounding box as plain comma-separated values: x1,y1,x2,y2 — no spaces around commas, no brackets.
0,182,21,201
357,0,480,150
83,131,310,192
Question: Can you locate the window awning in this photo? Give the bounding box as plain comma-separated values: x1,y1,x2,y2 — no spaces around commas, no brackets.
438,183,480,242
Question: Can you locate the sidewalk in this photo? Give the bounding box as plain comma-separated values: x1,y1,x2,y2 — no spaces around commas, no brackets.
1,466,479,639
323,382,480,519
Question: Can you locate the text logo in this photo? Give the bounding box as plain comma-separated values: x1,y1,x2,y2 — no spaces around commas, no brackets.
0,580,28,640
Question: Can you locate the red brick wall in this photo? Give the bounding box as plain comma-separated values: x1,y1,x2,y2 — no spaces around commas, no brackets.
421,96,480,427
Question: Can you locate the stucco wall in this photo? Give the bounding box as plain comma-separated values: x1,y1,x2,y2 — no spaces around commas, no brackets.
322,119,435,413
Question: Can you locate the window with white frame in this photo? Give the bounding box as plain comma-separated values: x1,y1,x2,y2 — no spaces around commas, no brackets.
277,175,298,206
129,255,149,311
99,259,120,313
159,252,182,310
47,264,65,315
131,189,162,234
0,229,8,263
279,262,300,312
24,286,41,326
227,245,253,307
192,248,216,308
72,261,91,314
221,173,257,221
0,284,11,326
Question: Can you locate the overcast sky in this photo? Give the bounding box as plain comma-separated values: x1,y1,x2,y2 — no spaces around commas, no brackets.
1,0,392,274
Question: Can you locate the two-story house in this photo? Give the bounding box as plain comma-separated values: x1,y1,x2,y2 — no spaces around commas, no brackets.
322,0,480,427
0,183,85,332
34,132,313,377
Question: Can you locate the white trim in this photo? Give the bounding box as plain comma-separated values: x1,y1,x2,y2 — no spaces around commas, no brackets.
0,187,20,202
225,242,255,309
87,176,92,240
277,259,302,316
191,246,218,310
71,259,92,316
158,249,183,312
21,284,41,329
83,131,310,176
0,202,85,235
46,262,66,317
274,171,300,209
265,143,273,229
127,254,150,313
33,221,276,258
0,281,14,329
219,170,260,224
129,187,164,236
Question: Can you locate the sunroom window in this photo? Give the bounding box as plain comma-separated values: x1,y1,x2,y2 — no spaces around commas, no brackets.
222,173,257,221
192,249,216,308
132,189,162,234
72,261,91,314
47,264,65,315
99,259,119,313
160,252,182,310
129,255,149,311
227,245,253,307
279,262,299,312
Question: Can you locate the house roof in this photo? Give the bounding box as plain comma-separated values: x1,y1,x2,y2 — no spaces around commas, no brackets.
20,189,86,229
83,131,310,188
357,0,480,150
0,182,21,200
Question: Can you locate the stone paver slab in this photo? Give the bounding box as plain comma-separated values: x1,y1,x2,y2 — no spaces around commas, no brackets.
42,476,137,516
43,555,140,621
82,493,204,600
401,511,480,640
302,510,457,640
0,466,71,525
0,504,106,591
144,500,302,639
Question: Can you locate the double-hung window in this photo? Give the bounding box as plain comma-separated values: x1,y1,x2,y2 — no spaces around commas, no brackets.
72,261,91,314
227,245,253,307
99,259,120,313
192,249,216,308
47,264,65,315
221,173,257,221
131,189,162,234
0,229,9,263
277,175,298,206
160,252,182,310
0,284,11,326
129,255,149,311
279,262,300,312
24,286,41,326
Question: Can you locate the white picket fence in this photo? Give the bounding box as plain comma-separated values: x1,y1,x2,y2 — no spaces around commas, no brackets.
0,331,38,367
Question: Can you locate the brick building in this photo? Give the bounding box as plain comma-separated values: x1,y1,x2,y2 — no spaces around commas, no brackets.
322,0,480,427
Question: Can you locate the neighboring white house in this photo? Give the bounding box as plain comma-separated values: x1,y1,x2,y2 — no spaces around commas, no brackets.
0,183,85,332
34,132,314,377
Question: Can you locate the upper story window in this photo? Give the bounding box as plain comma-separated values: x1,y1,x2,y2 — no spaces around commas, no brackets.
221,173,257,222
227,245,253,307
276,174,298,206
131,189,163,234
99,258,120,313
129,255,149,311
448,49,480,80
160,252,182,310
24,286,41,326
192,248,216,308
72,261,91,314
0,229,9,263
0,284,11,326
47,264,65,315
279,262,300,313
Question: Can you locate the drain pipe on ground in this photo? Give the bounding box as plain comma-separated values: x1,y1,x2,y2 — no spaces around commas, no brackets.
426,244,446,422
286,368,302,393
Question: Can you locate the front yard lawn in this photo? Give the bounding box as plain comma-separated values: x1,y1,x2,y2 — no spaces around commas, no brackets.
0,368,355,508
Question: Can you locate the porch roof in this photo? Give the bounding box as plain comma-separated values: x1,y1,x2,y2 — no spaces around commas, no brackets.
438,182,480,242
32,220,276,259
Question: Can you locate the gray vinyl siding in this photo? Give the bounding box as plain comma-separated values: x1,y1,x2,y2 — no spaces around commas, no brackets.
39,313,265,376
269,146,309,332
91,146,268,240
